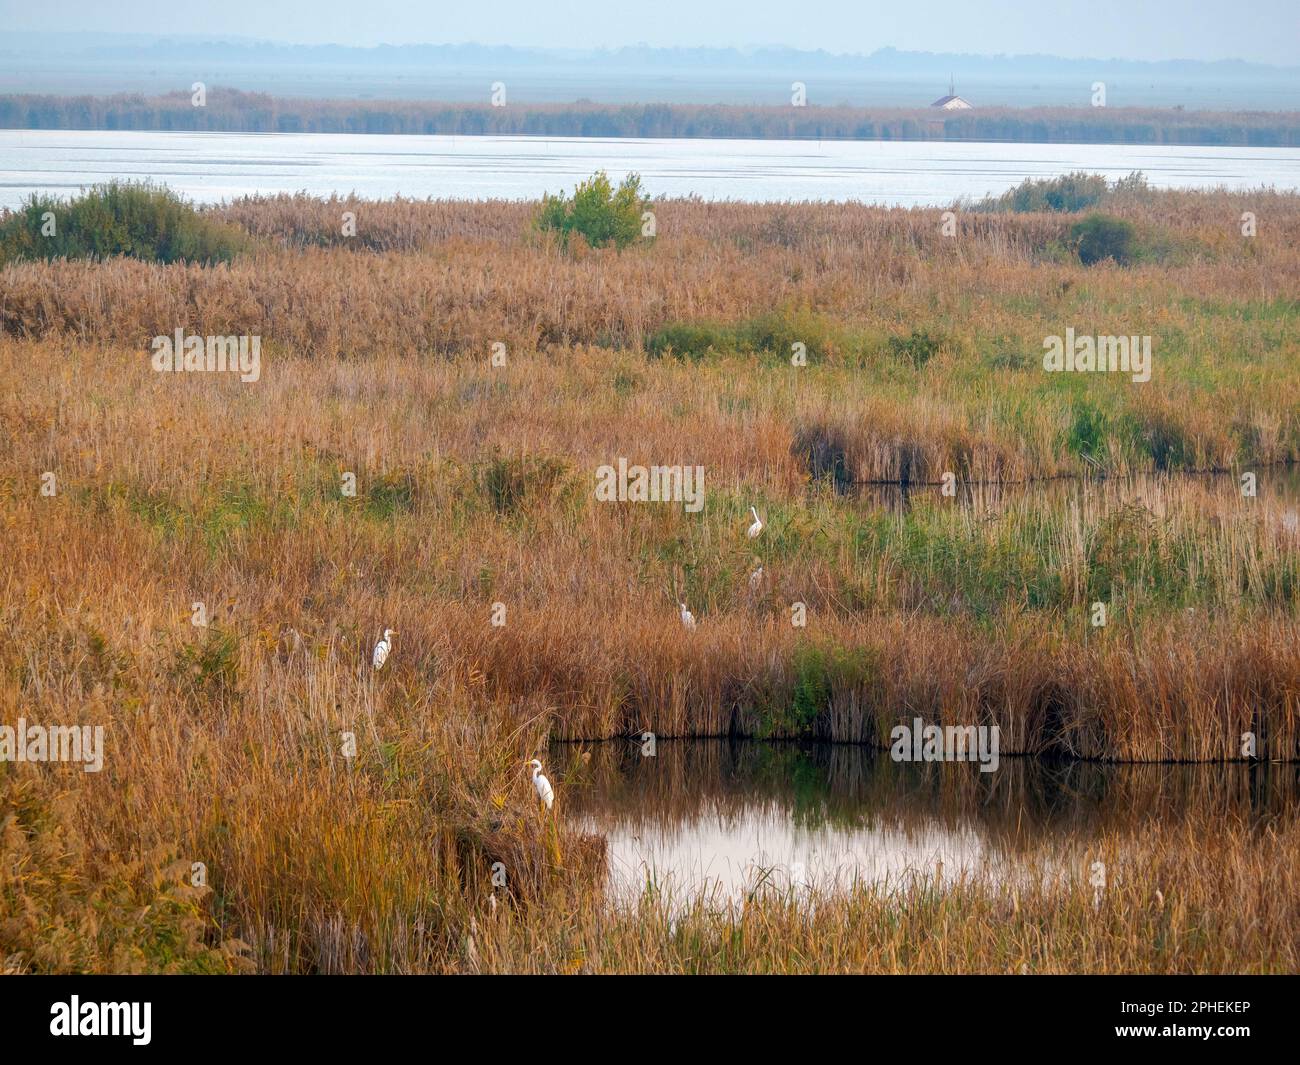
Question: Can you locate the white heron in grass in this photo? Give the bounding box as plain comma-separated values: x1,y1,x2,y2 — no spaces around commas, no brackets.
372,628,396,671
749,565,764,593
678,602,697,632
527,759,554,810
747,506,764,539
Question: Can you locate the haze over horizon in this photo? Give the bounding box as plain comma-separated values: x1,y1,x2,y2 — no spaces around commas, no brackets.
1,0,1297,65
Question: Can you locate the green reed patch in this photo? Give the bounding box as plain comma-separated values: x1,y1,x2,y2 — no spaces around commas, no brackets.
171,626,241,702
474,453,580,516
751,641,880,738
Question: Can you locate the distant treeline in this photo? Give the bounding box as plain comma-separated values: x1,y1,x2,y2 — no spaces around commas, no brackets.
3,89,1298,146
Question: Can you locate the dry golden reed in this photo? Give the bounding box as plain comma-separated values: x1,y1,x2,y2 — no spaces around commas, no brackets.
1,188,1298,973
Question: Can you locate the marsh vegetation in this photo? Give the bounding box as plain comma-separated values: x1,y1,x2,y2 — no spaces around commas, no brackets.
1,180,1297,972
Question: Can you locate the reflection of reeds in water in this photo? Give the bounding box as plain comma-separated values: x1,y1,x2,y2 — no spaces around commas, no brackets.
529,808,1300,973
854,465,1300,513
559,740,1300,859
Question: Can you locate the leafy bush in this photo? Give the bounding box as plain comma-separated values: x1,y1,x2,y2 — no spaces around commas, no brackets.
535,171,648,250
968,171,1148,213
0,182,249,265
1072,214,1137,266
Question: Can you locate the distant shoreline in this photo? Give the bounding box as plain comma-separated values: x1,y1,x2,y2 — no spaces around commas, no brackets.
4,89,1299,148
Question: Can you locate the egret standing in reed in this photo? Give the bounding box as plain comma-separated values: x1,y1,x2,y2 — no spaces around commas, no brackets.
679,602,697,632
747,506,764,539
372,628,396,671
527,759,554,811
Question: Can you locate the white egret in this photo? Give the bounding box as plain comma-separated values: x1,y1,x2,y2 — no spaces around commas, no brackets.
527,758,554,810
748,565,764,593
747,506,764,539
372,628,396,670
678,602,696,632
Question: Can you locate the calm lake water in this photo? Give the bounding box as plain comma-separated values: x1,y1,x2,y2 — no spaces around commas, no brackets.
2,130,1300,209
561,740,1299,904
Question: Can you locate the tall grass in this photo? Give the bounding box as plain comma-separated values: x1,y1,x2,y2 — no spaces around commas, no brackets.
2,187,1298,973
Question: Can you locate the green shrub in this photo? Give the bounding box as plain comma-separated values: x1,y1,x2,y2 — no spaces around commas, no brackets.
738,309,837,363
0,182,249,265
968,171,1148,214
534,171,648,250
1071,214,1137,266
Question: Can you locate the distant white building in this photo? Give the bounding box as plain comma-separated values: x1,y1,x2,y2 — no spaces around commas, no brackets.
931,79,972,109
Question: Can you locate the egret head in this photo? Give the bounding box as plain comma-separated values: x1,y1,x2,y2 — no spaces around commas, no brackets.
383,628,397,639
526,758,542,772
751,506,759,519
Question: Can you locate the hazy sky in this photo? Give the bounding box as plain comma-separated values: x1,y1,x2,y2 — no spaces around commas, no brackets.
1,0,1296,64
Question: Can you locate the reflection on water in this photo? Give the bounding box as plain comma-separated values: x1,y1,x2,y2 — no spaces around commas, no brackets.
845,466,1300,516
557,740,1300,902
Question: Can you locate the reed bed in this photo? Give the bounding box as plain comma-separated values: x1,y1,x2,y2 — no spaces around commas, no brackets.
2,337,1297,759
6,89,1299,147
1,188,1298,972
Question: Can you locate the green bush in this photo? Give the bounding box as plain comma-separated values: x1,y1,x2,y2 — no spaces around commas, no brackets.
968,171,1148,214
1071,213,1137,266
534,171,648,250
0,182,249,265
